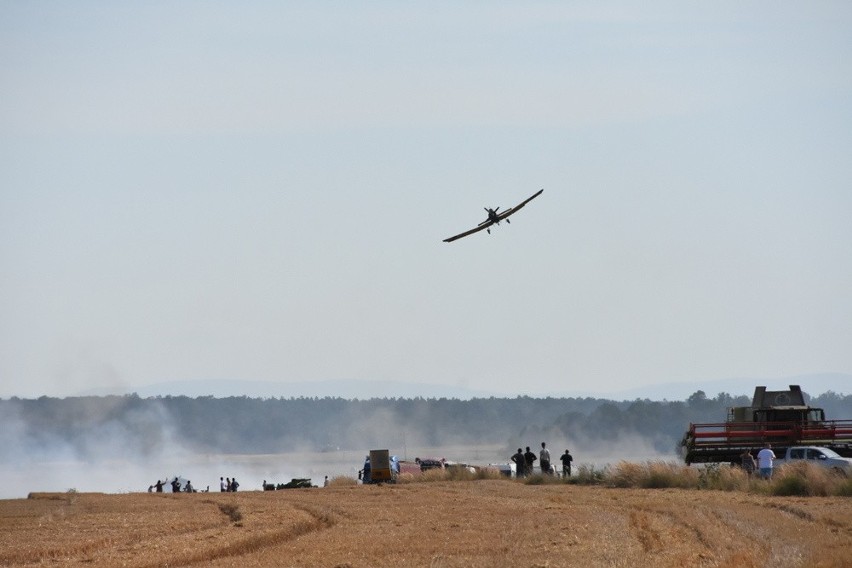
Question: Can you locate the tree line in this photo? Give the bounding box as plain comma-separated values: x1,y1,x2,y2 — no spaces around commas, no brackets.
2,390,850,461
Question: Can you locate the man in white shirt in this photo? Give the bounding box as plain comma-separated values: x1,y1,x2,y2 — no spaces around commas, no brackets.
539,442,552,475
756,443,776,480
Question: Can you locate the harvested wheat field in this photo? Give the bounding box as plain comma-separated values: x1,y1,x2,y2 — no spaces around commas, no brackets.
2,480,851,568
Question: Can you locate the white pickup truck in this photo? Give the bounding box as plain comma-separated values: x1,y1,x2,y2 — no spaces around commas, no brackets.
775,446,852,476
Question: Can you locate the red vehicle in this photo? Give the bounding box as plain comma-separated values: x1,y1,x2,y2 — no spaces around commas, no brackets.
681,386,852,464
397,457,446,476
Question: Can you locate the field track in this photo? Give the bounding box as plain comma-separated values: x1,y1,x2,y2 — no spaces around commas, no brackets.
2,480,850,567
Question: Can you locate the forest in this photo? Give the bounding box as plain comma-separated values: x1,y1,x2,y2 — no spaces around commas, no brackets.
2,390,851,463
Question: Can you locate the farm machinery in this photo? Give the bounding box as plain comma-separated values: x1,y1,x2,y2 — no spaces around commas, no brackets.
681,385,852,464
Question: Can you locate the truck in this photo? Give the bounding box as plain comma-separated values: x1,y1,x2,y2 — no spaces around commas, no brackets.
358,449,400,484
774,446,852,476
681,385,852,465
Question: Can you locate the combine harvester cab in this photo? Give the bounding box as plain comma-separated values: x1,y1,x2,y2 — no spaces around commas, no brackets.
681,385,852,465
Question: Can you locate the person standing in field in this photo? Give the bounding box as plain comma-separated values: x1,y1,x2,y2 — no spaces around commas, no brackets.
740,449,756,476
539,442,552,475
524,446,537,476
511,448,526,478
220,477,227,492
757,443,776,480
560,449,573,477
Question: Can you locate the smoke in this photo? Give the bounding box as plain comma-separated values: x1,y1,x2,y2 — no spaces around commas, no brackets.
0,398,193,498
507,422,679,471
551,432,677,466
0,400,400,498
0,398,683,499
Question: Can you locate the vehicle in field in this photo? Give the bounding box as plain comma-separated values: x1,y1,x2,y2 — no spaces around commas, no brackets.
364,454,481,480
487,463,516,478
263,478,315,490
775,446,852,476
414,457,446,472
359,449,400,484
681,385,852,465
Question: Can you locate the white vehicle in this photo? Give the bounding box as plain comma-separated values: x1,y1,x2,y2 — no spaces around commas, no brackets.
775,446,852,476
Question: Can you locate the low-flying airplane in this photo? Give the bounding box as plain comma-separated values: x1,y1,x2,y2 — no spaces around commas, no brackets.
443,189,543,243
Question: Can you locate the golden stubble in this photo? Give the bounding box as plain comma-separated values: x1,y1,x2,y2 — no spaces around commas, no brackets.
2,481,850,568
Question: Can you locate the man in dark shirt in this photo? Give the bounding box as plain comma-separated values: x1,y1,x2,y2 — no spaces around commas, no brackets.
511,448,526,478
524,446,537,476
560,449,574,477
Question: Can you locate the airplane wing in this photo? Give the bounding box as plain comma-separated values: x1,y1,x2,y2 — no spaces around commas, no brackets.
443,220,495,243
497,188,544,221
443,189,544,243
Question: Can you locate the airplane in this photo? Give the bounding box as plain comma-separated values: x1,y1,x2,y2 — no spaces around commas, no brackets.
443,189,543,243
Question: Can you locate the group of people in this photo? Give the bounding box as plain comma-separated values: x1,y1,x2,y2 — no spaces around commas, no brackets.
147,476,244,493
740,443,776,480
149,477,204,493
511,442,574,477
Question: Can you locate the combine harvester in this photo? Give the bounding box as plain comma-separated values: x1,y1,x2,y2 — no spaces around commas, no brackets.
681,385,852,465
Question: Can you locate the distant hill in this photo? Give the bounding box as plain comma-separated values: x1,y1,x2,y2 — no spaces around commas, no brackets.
76,372,851,401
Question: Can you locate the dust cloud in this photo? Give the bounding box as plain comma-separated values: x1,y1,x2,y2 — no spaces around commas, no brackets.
0,400,391,498
0,399,680,499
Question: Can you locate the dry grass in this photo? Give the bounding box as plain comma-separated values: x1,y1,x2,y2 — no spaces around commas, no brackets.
549,460,852,496
767,462,849,497
326,475,358,488
1,478,850,568
608,460,693,489
392,466,504,484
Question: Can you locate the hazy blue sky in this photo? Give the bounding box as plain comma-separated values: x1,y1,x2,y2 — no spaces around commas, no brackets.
2,2,851,399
